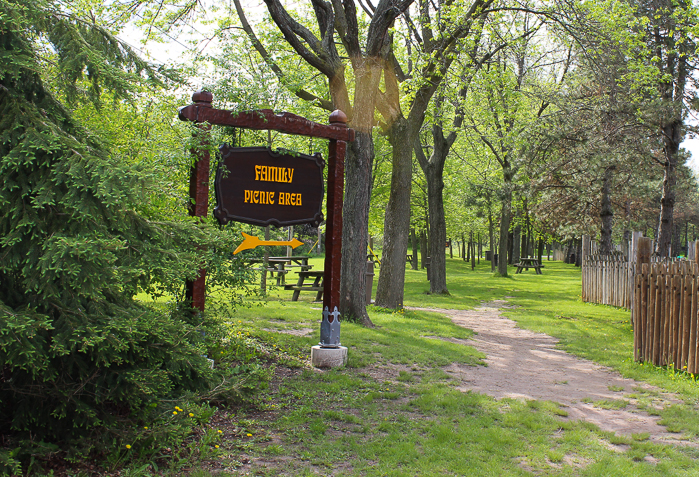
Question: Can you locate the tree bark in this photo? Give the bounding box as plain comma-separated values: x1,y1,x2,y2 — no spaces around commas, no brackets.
488,210,495,272
477,233,481,264
339,130,375,326
575,238,582,267
512,223,521,264
410,228,418,270
652,7,688,258
497,171,513,276
599,165,615,254
376,118,416,307
471,233,476,270
424,156,449,293
420,230,428,270
462,233,467,262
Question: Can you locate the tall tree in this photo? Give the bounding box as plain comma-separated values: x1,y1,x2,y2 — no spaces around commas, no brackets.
0,0,246,445
463,17,570,275
229,0,415,325
373,0,499,307
633,0,698,256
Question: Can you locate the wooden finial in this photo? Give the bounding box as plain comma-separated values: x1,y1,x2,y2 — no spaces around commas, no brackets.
329,109,348,126
192,90,213,106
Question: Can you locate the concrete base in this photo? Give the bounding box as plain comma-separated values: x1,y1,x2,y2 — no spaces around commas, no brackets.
311,345,348,368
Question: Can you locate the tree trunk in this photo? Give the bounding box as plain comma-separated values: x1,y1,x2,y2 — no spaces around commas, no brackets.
537,238,544,263
410,228,418,270
425,159,448,294
489,210,495,272
654,57,686,257
672,222,681,258
497,176,513,276
575,238,582,267
565,239,573,263
375,119,414,308
471,234,475,271
339,130,374,326
420,230,428,270
600,165,615,254
512,223,521,264
449,240,453,259
462,233,466,261
477,233,481,264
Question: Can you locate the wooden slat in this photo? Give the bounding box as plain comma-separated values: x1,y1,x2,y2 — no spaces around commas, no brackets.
694,274,699,374
659,266,668,366
681,275,691,370
646,265,653,363
689,275,698,373
634,273,642,361
655,266,664,366
671,274,680,369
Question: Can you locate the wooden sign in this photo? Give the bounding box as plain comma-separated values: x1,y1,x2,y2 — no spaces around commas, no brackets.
213,145,325,227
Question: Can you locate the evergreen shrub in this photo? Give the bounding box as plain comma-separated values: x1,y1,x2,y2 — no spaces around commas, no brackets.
0,1,259,468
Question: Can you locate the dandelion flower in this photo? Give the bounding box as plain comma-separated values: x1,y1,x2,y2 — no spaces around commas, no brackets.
126,444,132,449
173,411,178,415
189,413,194,417
218,430,223,434
247,433,252,437
144,426,148,430
215,445,220,448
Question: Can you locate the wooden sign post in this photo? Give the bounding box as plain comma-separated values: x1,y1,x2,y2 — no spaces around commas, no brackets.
179,91,354,357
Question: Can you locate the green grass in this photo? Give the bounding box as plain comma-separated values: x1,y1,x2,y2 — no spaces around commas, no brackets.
128,257,699,476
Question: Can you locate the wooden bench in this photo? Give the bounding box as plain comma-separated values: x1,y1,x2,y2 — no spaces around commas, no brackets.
248,258,291,286
515,258,543,275
251,267,289,285
269,256,313,271
284,271,324,301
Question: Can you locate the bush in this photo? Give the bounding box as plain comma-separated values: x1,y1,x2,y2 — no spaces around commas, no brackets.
0,4,258,471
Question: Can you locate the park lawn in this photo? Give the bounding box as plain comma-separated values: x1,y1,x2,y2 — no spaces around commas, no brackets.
176,257,699,476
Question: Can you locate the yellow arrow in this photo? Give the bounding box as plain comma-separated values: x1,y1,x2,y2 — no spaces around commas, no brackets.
233,232,304,255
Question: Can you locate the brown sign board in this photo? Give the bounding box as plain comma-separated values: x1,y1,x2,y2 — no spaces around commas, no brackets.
213,145,325,227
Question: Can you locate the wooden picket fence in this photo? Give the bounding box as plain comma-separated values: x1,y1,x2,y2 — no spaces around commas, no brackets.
633,261,699,371
582,253,634,309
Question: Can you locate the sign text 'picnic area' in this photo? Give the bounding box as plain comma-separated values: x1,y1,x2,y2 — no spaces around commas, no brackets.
213,145,325,227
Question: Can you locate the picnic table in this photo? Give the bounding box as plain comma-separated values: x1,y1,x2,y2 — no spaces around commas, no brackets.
515,257,543,275
269,255,313,271
284,270,324,302
247,258,290,285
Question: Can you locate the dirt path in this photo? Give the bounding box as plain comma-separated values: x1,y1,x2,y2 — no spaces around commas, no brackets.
411,301,696,447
